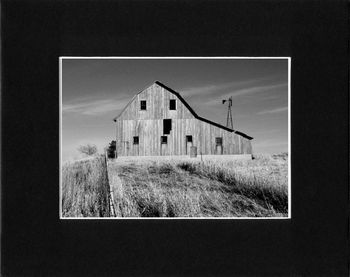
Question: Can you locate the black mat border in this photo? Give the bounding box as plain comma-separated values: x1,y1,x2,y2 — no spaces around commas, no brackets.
2,1,349,276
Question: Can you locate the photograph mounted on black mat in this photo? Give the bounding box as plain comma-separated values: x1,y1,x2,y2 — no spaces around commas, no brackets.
60,57,291,219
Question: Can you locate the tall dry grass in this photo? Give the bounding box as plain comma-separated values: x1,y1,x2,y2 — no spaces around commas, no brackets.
61,156,110,217
108,154,288,217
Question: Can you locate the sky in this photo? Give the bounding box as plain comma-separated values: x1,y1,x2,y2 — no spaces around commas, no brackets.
61,58,289,161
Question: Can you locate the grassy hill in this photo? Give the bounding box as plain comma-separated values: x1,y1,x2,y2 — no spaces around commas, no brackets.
107,154,288,218
61,156,110,217
61,154,288,218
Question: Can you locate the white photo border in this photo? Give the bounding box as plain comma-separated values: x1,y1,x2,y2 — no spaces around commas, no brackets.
59,56,291,220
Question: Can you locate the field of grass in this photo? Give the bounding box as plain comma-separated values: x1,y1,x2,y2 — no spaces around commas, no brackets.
108,153,288,218
61,156,110,217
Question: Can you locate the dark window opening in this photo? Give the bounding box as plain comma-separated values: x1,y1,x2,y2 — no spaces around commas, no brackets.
216,137,223,145
133,136,139,145
163,119,172,134
140,100,147,110
186,135,192,143
169,99,176,110
161,136,168,144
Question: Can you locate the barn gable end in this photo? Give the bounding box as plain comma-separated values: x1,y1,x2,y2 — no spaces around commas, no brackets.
114,82,195,121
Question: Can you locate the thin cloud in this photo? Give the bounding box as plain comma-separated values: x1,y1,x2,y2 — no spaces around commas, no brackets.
181,82,234,97
257,106,288,115
203,83,287,106
63,98,129,115
230,83,287,98
180,75,280,97
253,139,288,148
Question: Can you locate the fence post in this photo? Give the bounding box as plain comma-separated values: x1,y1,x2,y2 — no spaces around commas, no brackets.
104,150,116,217
105,150,109,166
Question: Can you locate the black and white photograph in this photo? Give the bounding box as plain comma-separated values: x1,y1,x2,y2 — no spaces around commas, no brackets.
60,57,290,219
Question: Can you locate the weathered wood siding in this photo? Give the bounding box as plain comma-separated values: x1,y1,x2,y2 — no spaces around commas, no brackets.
115,83,252,156
116,118,252,156
118,83,194,120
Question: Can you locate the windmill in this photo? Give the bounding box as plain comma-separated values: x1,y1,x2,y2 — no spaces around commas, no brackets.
222,96,233,129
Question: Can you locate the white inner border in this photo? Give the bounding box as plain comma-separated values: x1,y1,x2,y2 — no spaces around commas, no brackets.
59,56,291,220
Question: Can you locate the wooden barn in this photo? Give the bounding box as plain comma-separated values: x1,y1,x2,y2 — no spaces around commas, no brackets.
113,81,253,156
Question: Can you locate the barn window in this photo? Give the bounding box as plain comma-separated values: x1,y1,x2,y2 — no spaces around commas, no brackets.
133,136,139,145
216,137,223,145
163,119,172,134
161,136,168,144
140,100,147,110
186,135,192,142
169,99,176,110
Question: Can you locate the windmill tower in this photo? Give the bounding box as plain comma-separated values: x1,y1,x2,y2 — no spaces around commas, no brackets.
222,96,233,129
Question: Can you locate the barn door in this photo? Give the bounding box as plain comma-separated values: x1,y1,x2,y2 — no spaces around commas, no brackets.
161,136,167,156
215,137,223,155
186,135,193,155
133,136,139,156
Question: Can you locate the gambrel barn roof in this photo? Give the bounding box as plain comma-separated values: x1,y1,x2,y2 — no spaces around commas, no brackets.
113,81,253,140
